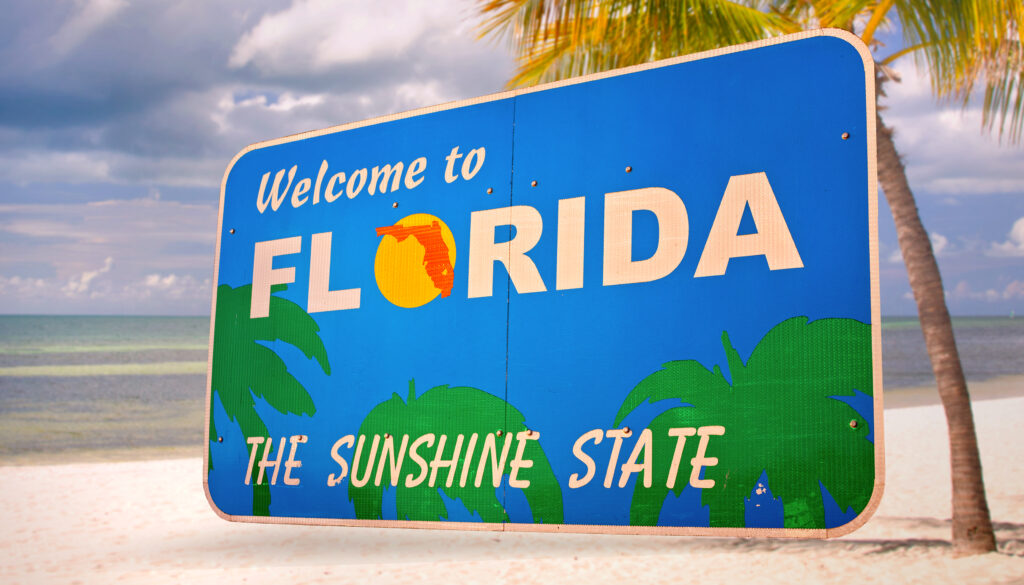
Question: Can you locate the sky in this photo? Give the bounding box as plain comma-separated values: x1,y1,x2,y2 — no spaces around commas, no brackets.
0,0,1021,316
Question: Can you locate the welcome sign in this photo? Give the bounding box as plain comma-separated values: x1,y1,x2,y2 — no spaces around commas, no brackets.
204,29,883,537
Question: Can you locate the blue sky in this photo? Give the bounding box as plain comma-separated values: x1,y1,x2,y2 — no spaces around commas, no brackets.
0,0,1021,316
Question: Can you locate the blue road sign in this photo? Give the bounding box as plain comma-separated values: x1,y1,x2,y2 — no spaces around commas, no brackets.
205,29,882,538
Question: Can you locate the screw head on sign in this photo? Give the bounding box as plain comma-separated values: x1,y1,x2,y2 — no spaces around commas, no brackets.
623,427,631,435
487,187,493,194
229,229,235,234
625,166,633,173
531,180,538,187
841,132,850,140
850,420,858,429
496,430,503,437
392,202,398,208
384,433,390,439
217,436,223,443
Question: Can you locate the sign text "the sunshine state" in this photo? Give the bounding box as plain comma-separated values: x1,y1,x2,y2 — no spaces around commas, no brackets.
244,425,726,491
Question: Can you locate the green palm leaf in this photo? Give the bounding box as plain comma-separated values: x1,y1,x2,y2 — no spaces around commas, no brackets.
209,283,330,515
614,317,873,529
349,381,564,524
249,293,331,375
894,0,1024,143
479,0,789,86
479,0,1024,139
248,344,317,416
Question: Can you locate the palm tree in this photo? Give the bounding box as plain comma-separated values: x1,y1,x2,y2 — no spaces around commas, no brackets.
349,380,564,524
210,283,330,516
476,0,1021,554
613,317,874,529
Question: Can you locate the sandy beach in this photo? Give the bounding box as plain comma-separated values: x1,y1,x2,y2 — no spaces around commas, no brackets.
3,382,1023,585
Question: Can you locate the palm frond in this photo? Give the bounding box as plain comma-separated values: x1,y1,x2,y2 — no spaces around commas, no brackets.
254,294,331,375
896,0,1024,143
479,1,789,86
612,360,729,427
803,0,872,32
249,343,317,417
479,0,1024,140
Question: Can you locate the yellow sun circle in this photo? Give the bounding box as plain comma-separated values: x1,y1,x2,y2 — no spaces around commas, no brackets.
374,213,457,308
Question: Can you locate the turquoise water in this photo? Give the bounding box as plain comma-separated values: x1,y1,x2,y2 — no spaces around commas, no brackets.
0,316,208,460
0,315,207,357
881,316,1024,388
0,315,1021,460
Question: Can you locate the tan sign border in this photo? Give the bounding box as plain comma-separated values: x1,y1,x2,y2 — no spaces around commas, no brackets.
203,27,883,539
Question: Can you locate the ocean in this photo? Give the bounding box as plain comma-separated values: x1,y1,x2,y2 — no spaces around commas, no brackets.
1,315,1022,462
0,316,209,461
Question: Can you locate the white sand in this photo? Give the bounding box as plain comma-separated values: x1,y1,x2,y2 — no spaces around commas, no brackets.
3,398,1023,585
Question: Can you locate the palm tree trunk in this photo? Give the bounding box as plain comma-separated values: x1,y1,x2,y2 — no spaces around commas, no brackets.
875,86,997,554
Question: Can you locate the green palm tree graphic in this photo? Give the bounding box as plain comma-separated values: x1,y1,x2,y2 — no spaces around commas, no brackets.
210,283,330,516
613,317,873,529
349,381,564,524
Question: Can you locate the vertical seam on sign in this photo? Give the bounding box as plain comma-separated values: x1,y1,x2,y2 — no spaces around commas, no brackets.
501,97,518,531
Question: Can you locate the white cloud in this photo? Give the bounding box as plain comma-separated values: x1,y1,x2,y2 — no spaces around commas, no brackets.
0,275,48,296
947,280,1024,302
49,0,129,56
2,219,97,241
212,91,328,133
0,195,215,312
393,81,448,111
1005,281,1024,300
989,217,1024,257
0,149,225,188
229,0,467,74
0,151,113,185
231,92,326,112
882,59,1024,196
0,197,215,244
125,273,212,301
0,0,516,315
0,269,212,310
3,1,516,190
62,256,113,296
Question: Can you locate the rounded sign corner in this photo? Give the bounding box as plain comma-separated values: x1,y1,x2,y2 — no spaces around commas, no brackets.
824,472,886,539
816,28,876,81
203,477,237,523
220,142,263,196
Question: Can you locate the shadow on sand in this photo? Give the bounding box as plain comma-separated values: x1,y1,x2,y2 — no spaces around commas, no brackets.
144,517,1024,569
